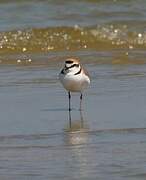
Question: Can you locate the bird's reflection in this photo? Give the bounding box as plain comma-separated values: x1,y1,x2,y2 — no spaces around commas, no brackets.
69,110,83,129
64,110,89,145
64,111,90,178
67,110,88,132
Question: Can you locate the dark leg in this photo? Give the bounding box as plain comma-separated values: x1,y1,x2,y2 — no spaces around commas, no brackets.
69,109,72,128
80,93,83,111
68,91,71,111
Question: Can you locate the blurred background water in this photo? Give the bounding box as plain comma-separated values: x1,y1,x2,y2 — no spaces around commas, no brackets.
0,0,146,179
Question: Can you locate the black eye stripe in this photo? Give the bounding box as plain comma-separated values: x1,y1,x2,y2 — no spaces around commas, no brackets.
75,64,79,67
71,63,79,67
65,63,79,69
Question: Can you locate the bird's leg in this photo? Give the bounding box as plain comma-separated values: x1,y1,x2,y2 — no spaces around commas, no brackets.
68,91,71,111
68,109,72,128
80,93,83,111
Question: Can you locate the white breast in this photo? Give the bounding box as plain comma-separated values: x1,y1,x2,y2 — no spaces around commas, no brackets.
59,72,90,92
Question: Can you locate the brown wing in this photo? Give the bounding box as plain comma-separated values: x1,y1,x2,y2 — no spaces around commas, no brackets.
82,66,90,78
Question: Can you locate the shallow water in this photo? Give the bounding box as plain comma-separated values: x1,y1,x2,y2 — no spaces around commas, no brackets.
0,61,146,179
1,0,146,179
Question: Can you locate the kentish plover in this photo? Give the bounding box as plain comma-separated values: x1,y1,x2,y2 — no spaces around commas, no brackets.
59,58,90,111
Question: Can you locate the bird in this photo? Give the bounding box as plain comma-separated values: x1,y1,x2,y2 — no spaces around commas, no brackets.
59,58,90,111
